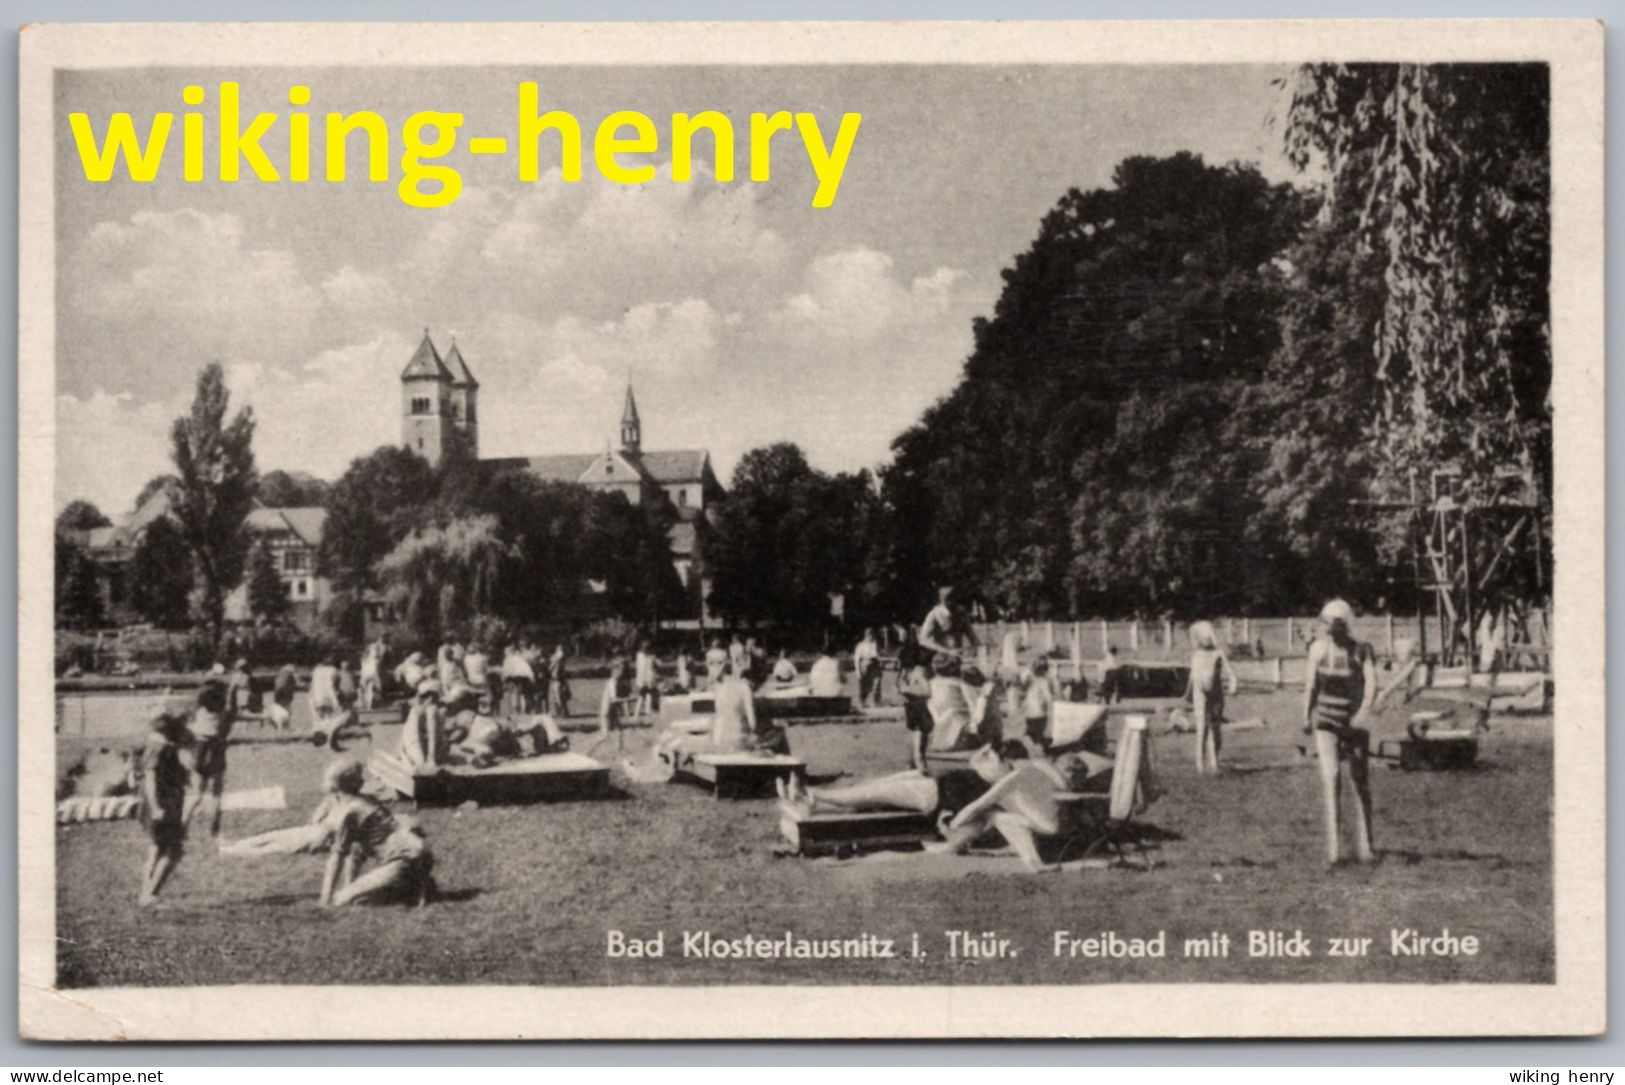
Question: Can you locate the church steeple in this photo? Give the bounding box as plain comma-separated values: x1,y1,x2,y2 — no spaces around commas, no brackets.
620,382,641,455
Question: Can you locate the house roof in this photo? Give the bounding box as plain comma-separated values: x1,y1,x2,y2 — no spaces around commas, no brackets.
401,331,453,382
245,506,327,547
444,342,479,388
638,449,711,484
277,507,328,547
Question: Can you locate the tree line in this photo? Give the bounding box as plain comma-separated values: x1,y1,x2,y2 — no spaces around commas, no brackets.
705,63,1552,627
55,365,682,647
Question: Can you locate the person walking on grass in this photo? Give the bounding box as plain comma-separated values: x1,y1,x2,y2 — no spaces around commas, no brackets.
138,705,192,905
183,663,233,840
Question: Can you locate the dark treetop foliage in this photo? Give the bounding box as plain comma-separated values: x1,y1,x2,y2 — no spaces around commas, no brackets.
127,514,194,629
1280,63,1552,506
169,363,258,647
55,500,111,534
707,443,886,629
247,539,291,623
884,153,1310,619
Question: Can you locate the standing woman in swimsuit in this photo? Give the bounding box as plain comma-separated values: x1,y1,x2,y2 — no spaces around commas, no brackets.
1303,598,1378,866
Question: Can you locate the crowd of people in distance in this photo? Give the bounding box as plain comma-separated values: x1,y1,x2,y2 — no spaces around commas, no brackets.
124,582,1403,906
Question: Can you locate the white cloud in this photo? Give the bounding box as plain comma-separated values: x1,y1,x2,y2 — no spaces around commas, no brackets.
55,389,174,518
73,208,321,339
779,247,966,342
226,334,408,479
321,265,393,312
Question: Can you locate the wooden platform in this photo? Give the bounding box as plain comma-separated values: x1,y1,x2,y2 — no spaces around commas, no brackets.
777,792,1110,857
369,751,611,805
662,691,854,721
756,694,854,719
779,810,937,855
677,753,807,799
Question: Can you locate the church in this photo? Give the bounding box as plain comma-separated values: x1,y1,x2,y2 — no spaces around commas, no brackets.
399,331,725,619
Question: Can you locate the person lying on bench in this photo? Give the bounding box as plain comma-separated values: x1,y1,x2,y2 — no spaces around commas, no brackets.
778,742,1061,873
457,708,569,768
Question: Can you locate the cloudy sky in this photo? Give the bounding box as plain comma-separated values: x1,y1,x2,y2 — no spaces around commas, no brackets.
55,63,1294,517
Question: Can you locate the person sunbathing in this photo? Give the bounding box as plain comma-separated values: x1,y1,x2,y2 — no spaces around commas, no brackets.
655,663,760,767
456,710,568,768
220,759,435,907
779,742,1062,873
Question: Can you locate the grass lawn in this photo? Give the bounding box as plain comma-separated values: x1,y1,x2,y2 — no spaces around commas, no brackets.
54,683,1553,988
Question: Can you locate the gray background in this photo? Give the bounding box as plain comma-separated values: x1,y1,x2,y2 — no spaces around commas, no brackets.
5,0,1618,1065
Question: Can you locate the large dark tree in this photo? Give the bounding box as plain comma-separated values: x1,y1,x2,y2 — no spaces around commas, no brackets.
169,364,258,647
127,515,194,628
55,500,111,534
246,540,290,623
1275,63,1552,631
708,443,884,628
318,445,438,596
1280,63,1552,506
258,469,331,508
54,538,104,629
885,153,1309,618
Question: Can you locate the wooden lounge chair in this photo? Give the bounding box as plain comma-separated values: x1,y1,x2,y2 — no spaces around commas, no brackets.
1053,714,1160,867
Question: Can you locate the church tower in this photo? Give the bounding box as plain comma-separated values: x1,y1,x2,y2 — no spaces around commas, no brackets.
444,338,480,459
400,330,454,465
620,382,642,456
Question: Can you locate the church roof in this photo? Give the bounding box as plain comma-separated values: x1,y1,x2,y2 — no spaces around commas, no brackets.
485,454,601,484
638,449,711,484
445,342,479,388
621,384,640,426
483,449,713,488
401,331,453,382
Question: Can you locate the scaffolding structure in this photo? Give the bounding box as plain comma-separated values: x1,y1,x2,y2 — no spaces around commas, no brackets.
1365,467,1549,671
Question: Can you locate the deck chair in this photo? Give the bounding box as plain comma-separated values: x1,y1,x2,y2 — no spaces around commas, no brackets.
1055,714,1160,867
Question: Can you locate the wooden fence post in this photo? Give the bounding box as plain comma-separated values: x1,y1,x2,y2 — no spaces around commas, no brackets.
1285,616,1295,652
1100,618,1110,654
1272,656,1284,688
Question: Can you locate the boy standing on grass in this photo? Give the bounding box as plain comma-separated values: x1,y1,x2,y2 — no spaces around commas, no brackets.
138,705,192,905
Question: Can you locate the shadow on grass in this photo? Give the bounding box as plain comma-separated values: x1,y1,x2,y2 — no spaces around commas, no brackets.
1387,847,1515,867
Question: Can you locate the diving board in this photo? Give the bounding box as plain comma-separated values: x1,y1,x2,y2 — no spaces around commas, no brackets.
369,751,611,805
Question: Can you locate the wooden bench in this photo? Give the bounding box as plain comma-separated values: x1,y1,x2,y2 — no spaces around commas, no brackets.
676,752,807,799
756,694,854,720
369,751,611,805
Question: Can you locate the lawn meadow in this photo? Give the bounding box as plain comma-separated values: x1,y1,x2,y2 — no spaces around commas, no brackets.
54,679,1553,988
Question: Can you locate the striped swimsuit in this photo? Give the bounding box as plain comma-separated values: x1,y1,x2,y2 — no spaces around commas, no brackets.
1311,638,1372,735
